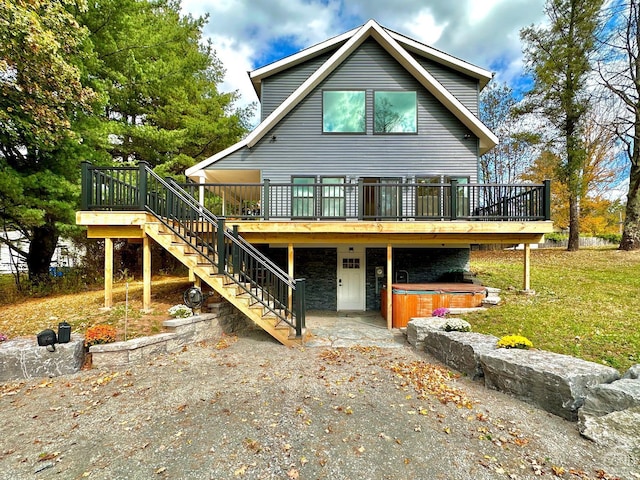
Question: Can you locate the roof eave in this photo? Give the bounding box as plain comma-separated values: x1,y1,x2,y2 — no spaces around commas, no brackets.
249,27,359,98
386,31,494,89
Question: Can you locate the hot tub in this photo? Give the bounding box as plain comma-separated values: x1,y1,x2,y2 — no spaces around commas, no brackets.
380,283,487,328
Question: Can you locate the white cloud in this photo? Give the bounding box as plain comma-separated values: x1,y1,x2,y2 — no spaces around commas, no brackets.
209,34,257,104
400,9,447,45
181,0,547,123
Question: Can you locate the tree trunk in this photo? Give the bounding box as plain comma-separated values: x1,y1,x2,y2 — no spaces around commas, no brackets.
26,222,58,285
568,193,580,251
620,162,640,250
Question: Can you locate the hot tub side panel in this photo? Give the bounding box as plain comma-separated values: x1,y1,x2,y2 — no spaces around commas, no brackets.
366,247,470,311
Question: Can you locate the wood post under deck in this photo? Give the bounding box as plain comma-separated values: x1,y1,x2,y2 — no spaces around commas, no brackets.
143,235,151,311
386,244,393,330
523,243,531,292
288,243,294,312
104,238,113,309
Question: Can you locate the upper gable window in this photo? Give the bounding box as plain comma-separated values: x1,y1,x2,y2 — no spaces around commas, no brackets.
374,91,417,133
322,91,366,133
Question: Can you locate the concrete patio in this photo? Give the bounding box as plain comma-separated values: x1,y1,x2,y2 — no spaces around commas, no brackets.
304,310,406,348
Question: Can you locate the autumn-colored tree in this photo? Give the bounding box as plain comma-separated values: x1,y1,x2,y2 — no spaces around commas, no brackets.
524,109,622,234
0,0,95,283
520,0,604,251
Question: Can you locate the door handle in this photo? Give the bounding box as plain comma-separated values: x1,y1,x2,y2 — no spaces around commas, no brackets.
338,279,342,286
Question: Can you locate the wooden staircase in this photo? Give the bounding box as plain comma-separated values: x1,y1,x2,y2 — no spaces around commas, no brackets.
144,222,305,346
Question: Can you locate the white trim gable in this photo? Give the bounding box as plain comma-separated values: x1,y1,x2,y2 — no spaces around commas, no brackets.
250,27,358,99
249,23,493,97
386,30,493,89
186,20,498,179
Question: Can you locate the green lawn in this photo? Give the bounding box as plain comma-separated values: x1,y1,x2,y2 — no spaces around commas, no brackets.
467,248,640,372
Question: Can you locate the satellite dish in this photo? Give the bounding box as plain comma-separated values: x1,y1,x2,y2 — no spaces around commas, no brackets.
183,287,204,308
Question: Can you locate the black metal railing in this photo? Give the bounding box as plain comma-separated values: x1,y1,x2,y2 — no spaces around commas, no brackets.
81,162,305,338
178,179,551,221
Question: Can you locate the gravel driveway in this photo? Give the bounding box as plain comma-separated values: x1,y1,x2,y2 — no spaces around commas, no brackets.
0,329,636,480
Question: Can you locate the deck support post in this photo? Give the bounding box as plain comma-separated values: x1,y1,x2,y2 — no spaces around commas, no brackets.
386,243,393,330
523,243,531,292
198,176,205,207
143,235,151,312
104,238,113,309
288,243,294,313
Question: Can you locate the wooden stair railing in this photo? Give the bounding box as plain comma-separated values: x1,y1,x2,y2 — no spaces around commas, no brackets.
81,161,306,345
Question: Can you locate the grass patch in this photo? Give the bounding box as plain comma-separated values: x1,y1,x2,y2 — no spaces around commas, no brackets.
468,248,640,372
0,276,192,342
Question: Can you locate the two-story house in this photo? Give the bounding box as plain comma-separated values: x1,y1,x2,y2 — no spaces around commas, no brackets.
77,20,552,345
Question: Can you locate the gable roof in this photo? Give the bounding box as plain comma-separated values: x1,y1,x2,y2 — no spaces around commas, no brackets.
249,24,494,99
186,20,498,179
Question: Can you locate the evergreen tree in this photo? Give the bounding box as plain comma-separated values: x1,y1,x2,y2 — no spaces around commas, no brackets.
77,0,252,172
0,0,95,283
520,0,604,251
0,0,252,283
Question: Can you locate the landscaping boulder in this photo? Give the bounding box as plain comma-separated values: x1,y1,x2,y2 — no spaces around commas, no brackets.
577,378,640,446
424,331,498,380
0,336,85,382
579,379,640,419
623,364,640,380
406,317,447,349
578,406,640,450
478,348,620,421
482,287,501,306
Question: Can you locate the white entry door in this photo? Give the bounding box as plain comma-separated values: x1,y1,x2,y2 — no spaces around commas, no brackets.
337,252,365,311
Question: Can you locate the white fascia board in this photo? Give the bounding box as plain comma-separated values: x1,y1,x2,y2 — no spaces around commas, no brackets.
246,20,381,148
386,31,494,89
185,140,248,178
246,19,497,153
370,26,498,154
189,19,497,176
249,27,359,97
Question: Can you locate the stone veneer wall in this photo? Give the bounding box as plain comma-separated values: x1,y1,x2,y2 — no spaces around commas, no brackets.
90,300,250,368
263,246,469,312
263,247,338,310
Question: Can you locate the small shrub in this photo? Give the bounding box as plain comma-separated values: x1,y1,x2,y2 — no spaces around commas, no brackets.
496,335,533,350
168,304,193,318
432,307,450,318
544,232,568,243
596,233,622,244
443,319,471,332
85,324,117,347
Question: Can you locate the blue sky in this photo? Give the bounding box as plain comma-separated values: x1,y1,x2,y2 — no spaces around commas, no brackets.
178,0,630,199
180,0,547,113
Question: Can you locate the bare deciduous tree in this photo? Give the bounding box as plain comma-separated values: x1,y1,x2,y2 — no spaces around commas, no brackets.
597,0,640,250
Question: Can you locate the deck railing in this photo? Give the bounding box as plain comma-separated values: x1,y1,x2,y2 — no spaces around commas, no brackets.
178,179,551,222
80,162,306,337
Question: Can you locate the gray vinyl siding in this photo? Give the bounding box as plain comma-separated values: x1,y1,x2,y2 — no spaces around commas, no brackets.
261,51,336,120
211,39,479,183
413,56,479,115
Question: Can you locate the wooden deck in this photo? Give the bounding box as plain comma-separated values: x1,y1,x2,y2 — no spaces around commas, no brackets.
76,212,552,246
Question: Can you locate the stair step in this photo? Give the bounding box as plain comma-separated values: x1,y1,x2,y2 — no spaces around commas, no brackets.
145,214,301,347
